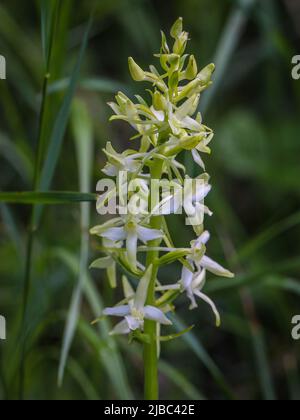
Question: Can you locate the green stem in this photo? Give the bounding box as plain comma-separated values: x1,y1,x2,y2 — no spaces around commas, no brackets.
144,158,164,400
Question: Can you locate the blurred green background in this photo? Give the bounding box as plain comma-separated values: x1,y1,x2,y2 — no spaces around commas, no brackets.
0,0,300,400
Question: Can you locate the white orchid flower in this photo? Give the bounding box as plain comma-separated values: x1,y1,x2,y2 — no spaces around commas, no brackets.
189,231,234,278
180,266,220,326
103,266,172,335
184,175,213,230
98,215,164,270
102,142,144,176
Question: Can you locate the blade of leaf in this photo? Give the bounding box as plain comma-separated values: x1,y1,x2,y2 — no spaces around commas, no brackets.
58,99,93,386
0,191,96,204
35,14,93,226
54,248,133,399
172,315,236,400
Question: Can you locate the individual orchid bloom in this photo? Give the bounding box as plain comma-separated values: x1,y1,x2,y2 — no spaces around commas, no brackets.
103,266,172,335
184,175,213,232
102,142,145,177
180,267,221,327
188,231,234,278
97,215,164,270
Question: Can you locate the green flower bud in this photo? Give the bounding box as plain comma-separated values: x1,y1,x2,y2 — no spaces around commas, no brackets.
161,31,170,54
153,91,167,111
170,17,183,39
185,55,198,80
197,63,215,85
168,54,181,70
128,57,145,82
173,32,189,56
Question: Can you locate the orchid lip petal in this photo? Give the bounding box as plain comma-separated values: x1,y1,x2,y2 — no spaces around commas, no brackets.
126,231,138,269
144,306,172,325
103,305,131,317
125,315,142,331
194,290,221,327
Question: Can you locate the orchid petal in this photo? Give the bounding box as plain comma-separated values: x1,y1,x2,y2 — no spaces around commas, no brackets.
194,290,221,327
126,231,138,269
101,227,127,242
134,265,153,311
137,226,164,243
200,256,234,278
181,265,194,290
192,269,206,290
192,149,206,170
103,305,131,317
125,315,143,331
144,306,172,325
109,320,131,336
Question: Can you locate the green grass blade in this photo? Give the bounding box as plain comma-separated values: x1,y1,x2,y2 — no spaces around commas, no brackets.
172,316,235,399
58,99,94,386
35,15,93,224
159,360,206,400
200,0,257,115
236,211,300,263
252,326,276,400
0,191,96,204
47,77,131,95
54,248,133,399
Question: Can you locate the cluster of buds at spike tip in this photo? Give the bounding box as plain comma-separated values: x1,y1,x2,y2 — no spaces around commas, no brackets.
90,18,234,341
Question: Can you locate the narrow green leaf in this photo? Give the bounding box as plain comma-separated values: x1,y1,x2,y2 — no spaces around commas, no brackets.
35,14,93,225
172,316,235,399
0,191,96,205
252,326,276,400
159,325,194,342
58,98,94,387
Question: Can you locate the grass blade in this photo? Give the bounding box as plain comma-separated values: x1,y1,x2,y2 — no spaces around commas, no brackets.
0,191,96,204
252,326,276,400
54,248,133,399
35,15,93,225
172,316,235,399
58,99,94,386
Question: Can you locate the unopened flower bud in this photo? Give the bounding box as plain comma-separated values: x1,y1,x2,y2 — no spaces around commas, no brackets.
185,55,198,80
128,57,145,82
197,63,215,85
173,32,189,56
153,91,167,111
170,17,183,39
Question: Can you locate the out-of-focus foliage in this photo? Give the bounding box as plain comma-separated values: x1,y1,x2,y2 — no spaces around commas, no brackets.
0,0,300,400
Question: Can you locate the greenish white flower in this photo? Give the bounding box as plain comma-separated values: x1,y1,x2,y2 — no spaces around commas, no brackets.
180,267,221,327
96,215,164,270
103,266,172,335
102,142,144,176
